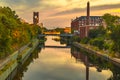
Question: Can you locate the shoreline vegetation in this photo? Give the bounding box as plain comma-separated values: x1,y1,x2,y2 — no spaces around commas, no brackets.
0,7,43,59
73,13,120,58
0,39,40,80
0,7,45,79
73,42,120,67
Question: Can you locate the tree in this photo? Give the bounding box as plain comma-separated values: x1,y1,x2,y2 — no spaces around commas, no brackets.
88,26,106,39
102,13,120,27
110,25,120,53
89,37,104,49
0,7,42,58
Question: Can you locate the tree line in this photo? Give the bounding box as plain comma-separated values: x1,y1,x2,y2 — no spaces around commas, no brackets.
79,13,120,57
0,7,42,58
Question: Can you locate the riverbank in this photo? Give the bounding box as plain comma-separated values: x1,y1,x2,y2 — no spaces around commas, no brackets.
73,42,120,67
0,39,40,80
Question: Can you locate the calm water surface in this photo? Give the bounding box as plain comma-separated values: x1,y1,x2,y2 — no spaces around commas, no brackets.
15,36,113,80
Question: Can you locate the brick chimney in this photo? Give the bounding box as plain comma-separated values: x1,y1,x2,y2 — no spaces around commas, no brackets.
87,1,90,25
86,1,90,37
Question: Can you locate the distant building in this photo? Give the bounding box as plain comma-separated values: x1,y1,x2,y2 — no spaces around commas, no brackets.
33,12,39,25
71,1,103,38
71,16,103,38
64,27,71,33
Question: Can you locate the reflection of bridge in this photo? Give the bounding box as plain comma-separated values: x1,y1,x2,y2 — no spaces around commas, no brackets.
45,45,70,48
38,34,73,37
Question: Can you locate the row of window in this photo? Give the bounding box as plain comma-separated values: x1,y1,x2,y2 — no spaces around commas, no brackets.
79,23,101,26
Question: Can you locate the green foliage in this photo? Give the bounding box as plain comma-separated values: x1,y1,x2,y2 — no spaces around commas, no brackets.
54,27,64,33
102,13,120,27
88,26,106,39
72,36,81,42
84,13,120,56
110,25,120,53
80,37,89,44
89,37,104,49
0,7,42,59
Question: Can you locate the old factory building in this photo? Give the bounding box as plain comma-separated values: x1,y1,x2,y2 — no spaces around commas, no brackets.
71,2,103,38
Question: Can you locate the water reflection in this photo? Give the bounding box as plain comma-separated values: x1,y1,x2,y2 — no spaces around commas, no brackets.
71,46,120,80
13,46,42,80
13,36,120,80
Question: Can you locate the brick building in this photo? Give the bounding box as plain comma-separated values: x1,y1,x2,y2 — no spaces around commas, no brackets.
71,16,103,38
71,1,103,38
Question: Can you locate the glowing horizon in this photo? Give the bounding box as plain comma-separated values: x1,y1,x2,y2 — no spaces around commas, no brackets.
0,0,120,28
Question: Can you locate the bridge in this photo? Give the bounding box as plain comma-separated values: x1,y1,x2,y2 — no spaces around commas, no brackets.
44,45,70,48
38,33,73,37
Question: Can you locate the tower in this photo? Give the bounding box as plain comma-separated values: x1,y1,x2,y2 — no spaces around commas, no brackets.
87,1,90,25
86,1,90,37
33,12,39,25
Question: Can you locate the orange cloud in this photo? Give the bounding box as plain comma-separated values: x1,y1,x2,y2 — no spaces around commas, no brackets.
0,0,120,28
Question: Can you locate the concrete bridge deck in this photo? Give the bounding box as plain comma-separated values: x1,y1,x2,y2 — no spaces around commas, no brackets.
45,45,70,48
39,34,73,37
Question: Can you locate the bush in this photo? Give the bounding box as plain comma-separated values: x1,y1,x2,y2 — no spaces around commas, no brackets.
28,43,33,47
89,37,104,49
72,36,81,42
80,37,90,44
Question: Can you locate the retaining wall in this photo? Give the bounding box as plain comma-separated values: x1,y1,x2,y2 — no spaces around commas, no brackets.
0,39,39,80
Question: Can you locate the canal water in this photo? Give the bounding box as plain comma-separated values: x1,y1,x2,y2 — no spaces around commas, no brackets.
14,36,120,80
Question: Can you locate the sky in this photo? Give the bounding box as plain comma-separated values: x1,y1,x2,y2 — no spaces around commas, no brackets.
0,0,120,29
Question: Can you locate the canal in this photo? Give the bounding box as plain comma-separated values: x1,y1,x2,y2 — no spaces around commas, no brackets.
13,36,120,80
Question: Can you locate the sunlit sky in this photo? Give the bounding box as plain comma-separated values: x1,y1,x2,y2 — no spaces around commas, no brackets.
0,0,120,28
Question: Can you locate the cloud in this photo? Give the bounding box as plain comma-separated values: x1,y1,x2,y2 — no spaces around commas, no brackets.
91,3,120,11
52,3,120,16
0,0,120,28
2,0,40,9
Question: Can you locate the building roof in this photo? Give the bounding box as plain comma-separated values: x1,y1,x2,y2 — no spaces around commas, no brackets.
72,16,102,22
80,16,102,20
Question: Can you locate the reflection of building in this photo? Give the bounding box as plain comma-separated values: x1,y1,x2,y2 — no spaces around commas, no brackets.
33,12,39,25
64,27,71,33
71,48,89,80
71,2,103,38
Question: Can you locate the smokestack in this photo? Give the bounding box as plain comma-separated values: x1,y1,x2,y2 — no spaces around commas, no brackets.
87,1,90,25
86,1,90,37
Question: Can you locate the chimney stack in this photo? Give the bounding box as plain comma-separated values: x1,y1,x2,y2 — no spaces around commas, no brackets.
87,1,90,25
86,1,90,37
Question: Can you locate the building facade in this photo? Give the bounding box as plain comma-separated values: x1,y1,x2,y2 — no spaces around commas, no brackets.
33,12,39,25
71,1,103,38
71,16,103,38
64,27,71,33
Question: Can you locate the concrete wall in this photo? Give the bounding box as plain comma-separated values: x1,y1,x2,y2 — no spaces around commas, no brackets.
0,39,39,80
